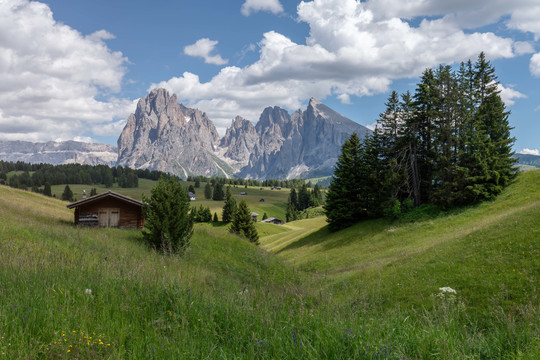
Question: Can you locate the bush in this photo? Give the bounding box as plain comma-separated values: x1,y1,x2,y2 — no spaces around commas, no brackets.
142,177,193,254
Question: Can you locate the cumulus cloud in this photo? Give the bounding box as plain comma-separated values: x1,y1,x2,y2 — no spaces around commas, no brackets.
184,38,228,65
241,0,284,16
0,0,131,142
498,84,527,106
154,0,519,131
520,148,540,156
530,53,540,77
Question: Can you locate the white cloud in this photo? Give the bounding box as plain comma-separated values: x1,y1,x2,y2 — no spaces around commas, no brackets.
241,0,283,16
498,84,527,106
513,41,535,56
520,148,540,156
184,38,228,66
154,0,518,132
0,0,131,142
530,53,540,77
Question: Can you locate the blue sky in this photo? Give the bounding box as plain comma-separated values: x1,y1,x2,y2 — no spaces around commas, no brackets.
0,0,539,155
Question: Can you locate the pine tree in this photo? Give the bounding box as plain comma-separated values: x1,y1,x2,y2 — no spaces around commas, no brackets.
324,133,364,230
142,177,193,254
230,200,259,244
213,212,219,222
222,186,237,222
61,185,73,202
188,185,195,194
43,182,52,197
204,182,213,199
262,212,268,220
212,182,224,201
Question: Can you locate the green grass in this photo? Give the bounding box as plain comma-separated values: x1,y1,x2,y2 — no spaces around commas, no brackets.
1,171,539,358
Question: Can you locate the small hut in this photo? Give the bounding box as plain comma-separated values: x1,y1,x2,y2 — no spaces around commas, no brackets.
250,212,259,222
261,217,284,225
67,190,145,229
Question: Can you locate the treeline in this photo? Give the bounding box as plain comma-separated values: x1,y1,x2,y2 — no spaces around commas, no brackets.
0,160,172,194
326,53,516,230
186,175,310,190
285,183,324,222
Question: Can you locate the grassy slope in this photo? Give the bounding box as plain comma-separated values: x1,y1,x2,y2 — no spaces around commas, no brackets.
1,171,539,358
261,170,540,312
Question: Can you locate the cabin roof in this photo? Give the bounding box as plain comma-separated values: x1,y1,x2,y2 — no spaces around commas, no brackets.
66,190,144,209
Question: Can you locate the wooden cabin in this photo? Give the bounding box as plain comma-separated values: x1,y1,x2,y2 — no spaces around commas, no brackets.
67,190,145,229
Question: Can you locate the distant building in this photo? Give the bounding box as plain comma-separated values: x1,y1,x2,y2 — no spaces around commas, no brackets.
261,217,284,225
67,190,144,229
259,198,265,202
188,192,196,201
250,212,259,222
240,192,247,195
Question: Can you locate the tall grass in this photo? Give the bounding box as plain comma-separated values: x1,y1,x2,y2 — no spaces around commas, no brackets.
1,171,539,358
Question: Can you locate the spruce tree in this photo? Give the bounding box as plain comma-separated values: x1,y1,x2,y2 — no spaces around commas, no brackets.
43,182,52,197
213,212,219,222
204,182,213,199
213,182,224,201
61,185,73,202
324,133,364,230
222,186,237,222
143,177,193,254
230,200,259,244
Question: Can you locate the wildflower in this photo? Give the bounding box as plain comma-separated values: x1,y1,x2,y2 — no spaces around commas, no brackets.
85,289,92,295
439,287,456,294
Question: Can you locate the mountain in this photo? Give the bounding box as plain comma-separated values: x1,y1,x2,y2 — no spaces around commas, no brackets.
117,88,235,178
117,89,371,180
516,153,540,168
237,98,371,179
0,140,117,166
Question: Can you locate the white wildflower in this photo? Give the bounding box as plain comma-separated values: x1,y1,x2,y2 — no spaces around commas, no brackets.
85,289,92,295
439,287,457,294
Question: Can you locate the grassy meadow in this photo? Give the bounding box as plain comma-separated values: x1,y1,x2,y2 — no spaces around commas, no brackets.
1,171,539,358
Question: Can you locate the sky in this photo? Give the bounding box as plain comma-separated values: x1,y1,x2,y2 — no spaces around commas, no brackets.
0,0,539,155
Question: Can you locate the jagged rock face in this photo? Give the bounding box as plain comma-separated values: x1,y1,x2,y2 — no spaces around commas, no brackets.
220,116,258,164
0,140,117,166
117,88,231,177
117,88,370,180
236,98,370,180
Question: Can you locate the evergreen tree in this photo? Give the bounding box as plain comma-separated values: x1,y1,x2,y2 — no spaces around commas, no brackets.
262,212,268,220
90,188,97,196
204,182,213,199
324,133,365,230
61,185,73,202
212,182,224,201
103,169,113,188
311,183,323,206
194,178,201,188
213,212,219,222
43,182,52,197
297,183,312,211
230,200,259,244
188,185,195,194
142,177,193,254
222,186,237,222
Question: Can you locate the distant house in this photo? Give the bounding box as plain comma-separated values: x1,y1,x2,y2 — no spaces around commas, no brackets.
240,192,247,195
66,190,144,229
271,187,282,190
259,198,265,202
250,212,259,222
188,192,196,201
261,217,284,225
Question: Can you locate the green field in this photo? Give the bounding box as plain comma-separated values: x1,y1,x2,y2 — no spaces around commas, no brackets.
51,181,290,221
1,171,539,358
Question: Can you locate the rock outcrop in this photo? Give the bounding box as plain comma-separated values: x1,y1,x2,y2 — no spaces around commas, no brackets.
117,88,234,178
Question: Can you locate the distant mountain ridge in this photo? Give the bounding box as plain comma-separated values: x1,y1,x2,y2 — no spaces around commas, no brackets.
117,89,372,179
0,140,117,166
515,153,540,168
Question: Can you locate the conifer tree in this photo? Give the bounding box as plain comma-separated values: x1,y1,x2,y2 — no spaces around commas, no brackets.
212,182,224,201
222,186,237,223
204,182,213,199
43,182,52,197
213,212,219,222
142,177,193,254
61,185,73,202
230,200,259,244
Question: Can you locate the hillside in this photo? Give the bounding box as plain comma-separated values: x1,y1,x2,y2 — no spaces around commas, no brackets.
1,171,539,358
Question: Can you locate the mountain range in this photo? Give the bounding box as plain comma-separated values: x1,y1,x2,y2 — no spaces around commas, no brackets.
116,88,371,179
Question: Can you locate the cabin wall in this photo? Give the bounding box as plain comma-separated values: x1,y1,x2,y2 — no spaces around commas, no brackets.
76,197,143,229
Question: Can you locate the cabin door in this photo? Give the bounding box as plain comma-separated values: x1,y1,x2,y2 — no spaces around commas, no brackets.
99,208,120,227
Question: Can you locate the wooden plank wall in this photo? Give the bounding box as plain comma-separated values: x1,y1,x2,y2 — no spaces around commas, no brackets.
75,197,143,229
